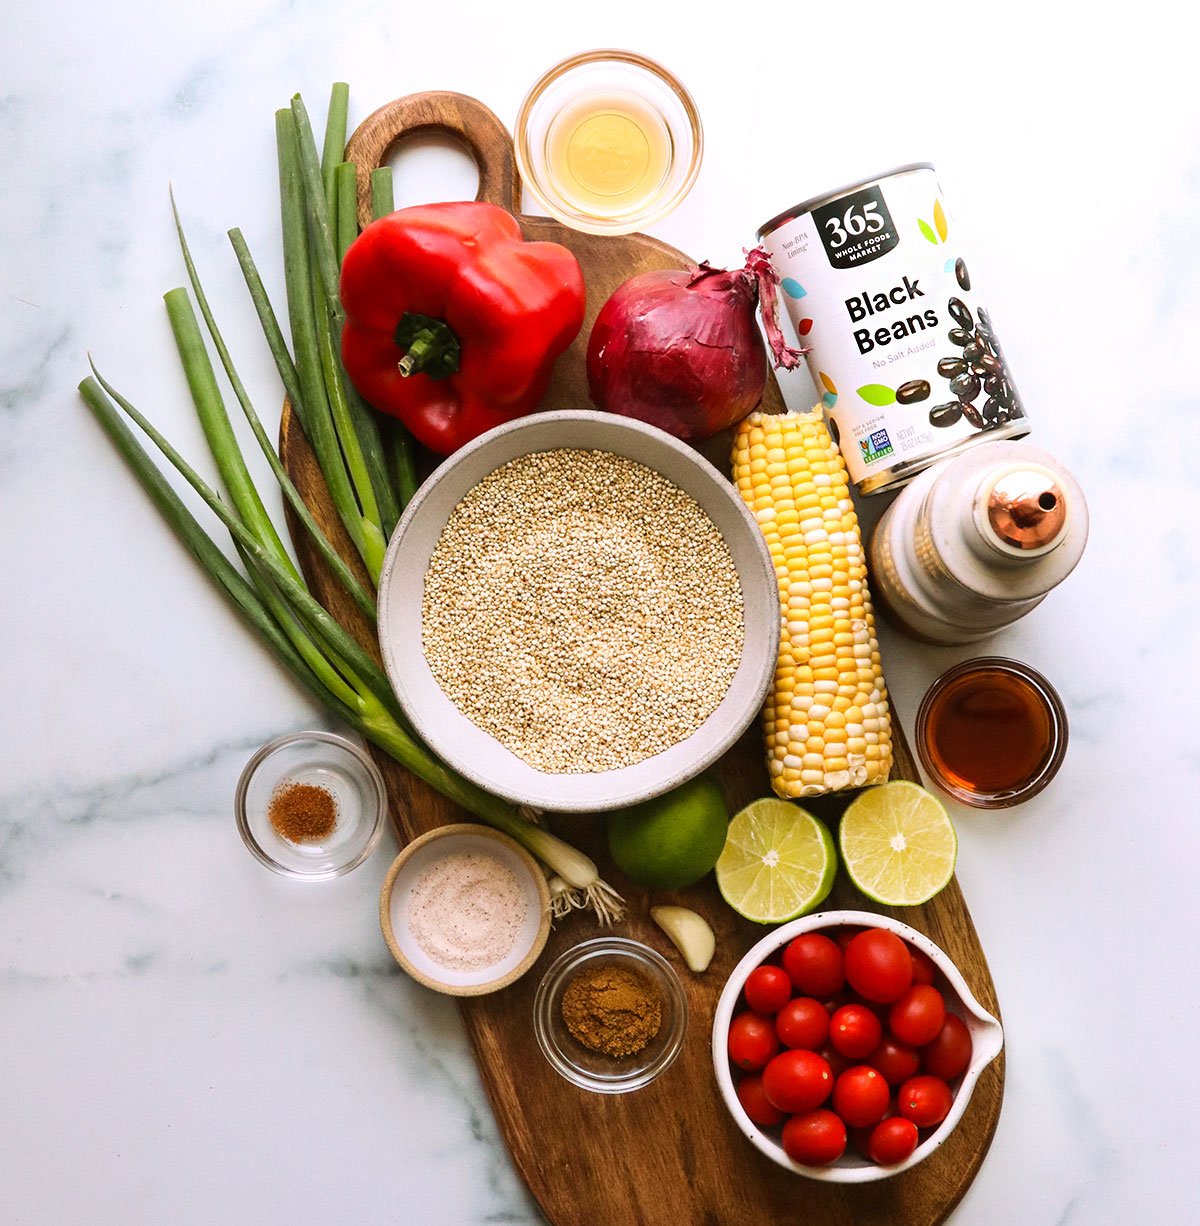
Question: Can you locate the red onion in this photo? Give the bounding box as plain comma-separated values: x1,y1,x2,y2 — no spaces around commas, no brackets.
586,247,804,442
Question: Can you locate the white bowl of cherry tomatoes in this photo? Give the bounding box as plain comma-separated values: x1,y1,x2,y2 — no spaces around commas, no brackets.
712,910,1003,1181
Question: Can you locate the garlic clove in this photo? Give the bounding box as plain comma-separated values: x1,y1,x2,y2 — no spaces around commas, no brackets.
650,905,716,974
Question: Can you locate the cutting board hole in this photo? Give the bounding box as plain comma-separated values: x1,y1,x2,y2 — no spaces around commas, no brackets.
386,134,481,208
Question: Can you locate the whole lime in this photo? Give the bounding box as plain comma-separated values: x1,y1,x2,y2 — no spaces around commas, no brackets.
606,775,729,889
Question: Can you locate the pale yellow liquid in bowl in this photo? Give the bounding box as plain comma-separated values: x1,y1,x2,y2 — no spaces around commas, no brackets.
544,92,673,219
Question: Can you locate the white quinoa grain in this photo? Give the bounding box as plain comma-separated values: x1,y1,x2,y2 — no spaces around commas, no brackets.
421,449,744,773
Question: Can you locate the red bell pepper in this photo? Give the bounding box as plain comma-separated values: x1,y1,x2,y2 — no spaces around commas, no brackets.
339,202,586,455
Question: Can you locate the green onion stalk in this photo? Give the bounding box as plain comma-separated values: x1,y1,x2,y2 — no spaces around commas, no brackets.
79,85,623,926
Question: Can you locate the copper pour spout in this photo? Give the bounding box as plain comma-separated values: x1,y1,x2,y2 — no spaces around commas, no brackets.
986,469,1068,549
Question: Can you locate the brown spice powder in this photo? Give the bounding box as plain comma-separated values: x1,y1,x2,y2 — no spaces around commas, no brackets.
268,780,338,843
561,963,663,1058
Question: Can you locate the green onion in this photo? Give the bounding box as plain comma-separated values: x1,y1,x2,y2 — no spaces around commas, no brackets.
334,161,358,264
87,360,397,719
277,107,383,581
161,291,367,710
163,288,293,573
78,376,358,726
172,203,376,624
389,423,419,507
304,91,400,541
80,367,621,923
370,166,394,220
308,241,385,544
319,82,350,209
291,93,343,327
365,165,419,509
227,226,307,429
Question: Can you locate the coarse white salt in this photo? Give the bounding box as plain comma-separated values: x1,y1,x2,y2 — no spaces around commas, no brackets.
407,852,528,972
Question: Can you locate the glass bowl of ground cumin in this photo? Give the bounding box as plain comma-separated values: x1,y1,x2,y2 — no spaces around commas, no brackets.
533,937,688,1093
235,731,387,879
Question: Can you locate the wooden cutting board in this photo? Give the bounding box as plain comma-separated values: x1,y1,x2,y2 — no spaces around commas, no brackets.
280,91,1004,1226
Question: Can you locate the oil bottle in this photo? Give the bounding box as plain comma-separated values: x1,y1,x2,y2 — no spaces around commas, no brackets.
869,442,1088,644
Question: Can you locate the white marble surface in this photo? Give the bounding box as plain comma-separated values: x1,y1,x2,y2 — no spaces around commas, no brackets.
3,2,1197,1223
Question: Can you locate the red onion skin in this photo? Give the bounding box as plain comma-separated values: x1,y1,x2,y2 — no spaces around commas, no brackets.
586,266,768,443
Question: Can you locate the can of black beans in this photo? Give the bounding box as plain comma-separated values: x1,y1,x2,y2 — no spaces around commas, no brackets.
758,164,1029,494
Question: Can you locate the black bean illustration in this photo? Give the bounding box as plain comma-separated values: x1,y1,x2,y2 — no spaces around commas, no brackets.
929,402,963,429
896,379,931,404
950,372,981,402
996,380,1014,408
955,258,971,292
983,396,1001,420
977,306,993,335
948,327,973,347
961,402,985,429
828,416,840,447
995,408,1012,424
984,374,1005,398
963,339,986,364
948,297,973,329
937,357,967,378
974,354,1003,379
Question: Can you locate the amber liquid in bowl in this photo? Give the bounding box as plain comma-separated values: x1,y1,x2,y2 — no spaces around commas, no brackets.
544,93,672,218
917,659,1066,807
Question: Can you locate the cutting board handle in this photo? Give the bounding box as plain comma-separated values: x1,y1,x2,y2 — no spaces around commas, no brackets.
346,90,520,225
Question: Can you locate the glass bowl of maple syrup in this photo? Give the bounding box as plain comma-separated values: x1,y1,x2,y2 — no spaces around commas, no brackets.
915,658,1068,809
515,49,703,235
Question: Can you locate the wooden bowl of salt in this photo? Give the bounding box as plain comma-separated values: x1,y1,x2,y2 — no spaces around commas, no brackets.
380,824,552,996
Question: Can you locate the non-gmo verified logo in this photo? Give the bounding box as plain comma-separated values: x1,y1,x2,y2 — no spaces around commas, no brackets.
860,428,894,464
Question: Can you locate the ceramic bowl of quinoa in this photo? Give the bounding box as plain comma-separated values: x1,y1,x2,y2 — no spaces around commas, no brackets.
376,410,780,812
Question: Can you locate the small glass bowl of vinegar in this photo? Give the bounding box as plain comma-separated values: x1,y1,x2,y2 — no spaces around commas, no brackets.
515,50,703,235
915,658,1069,809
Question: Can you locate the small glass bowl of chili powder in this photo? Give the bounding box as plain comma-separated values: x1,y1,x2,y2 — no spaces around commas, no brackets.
533,937,688,1093
235,731,387,879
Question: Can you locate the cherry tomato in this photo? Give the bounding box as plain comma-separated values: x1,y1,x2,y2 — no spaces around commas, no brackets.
727,1011,780,1071
782,934,845,997
775,997,829,1050
921,1013,973,1082
898,1074,954,1128
829,1003,883,1059
736,1073,784,1126
818,1043,853,1080
832,1065,891,1128
744,965,792,1014
909,947,938,986
889,985,947,1047
781,1109,847,1166
832,926,862,951
867,1036,920,1086
867,1116,920,1165
848,1124,875,1161
761,1049,833,1113
843,929,913,1004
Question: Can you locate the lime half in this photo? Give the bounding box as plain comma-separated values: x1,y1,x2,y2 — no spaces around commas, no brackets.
839,781,957,906
716,799,837,924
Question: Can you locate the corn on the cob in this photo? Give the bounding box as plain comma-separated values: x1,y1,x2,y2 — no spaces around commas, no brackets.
733,409,892,798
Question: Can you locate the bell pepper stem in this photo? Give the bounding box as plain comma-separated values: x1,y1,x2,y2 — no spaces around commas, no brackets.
397,331,437,376
394,312,460,379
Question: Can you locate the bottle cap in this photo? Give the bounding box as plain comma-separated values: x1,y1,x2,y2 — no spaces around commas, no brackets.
984,468,1068,551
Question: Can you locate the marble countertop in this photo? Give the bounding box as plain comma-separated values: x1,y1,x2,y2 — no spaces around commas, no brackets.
4,3,1197,1223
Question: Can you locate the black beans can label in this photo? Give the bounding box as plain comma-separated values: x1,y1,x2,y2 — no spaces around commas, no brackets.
758,164,1029,494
